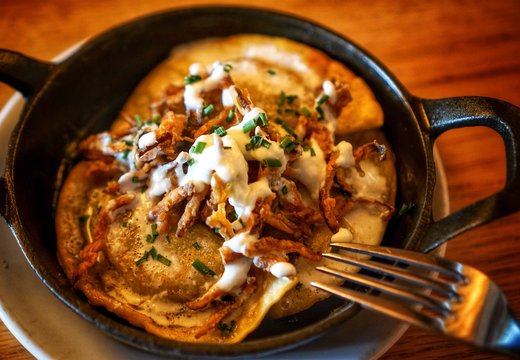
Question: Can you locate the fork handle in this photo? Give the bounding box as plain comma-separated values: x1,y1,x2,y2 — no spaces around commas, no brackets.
414,96,520,252
493,306,520,357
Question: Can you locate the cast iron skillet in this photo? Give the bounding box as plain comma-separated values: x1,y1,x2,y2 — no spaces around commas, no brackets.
1,6,520,359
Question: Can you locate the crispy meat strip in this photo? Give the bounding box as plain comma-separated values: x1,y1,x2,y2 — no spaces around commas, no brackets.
149,183,195,234
176,185,210,236
193,109,230,138
245,237,322,261
353,140,386,175
319,151,341,232
76,193,135,279
194,278,257,339
325,80,352,116
205,174,234,240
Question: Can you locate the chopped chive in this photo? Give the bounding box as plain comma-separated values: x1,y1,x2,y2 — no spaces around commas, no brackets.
152,114,161,125
267,69,276,75
398,202,416,217
131,176,140,183
123,140,134,146
122,150,130,159
274,117,284,125
223,146,232,150
281,185,288,195
223,63,233,72
284,108,297,114
282,123,297,138
242,119,256,133
203,103,214,117
134,114,143,129
135,251,150,266
140,186,147,193
257,112,268,126
146,234,153,243
215,126,227,137
218,320,236,335
286,94,298,104
151,223,158,236
304,145,317,157
300,107,311,118
213,227,220,234
317,94,330,106
262,158,282,167
295,282,303,290
184,74,202,85
277,91,286,107
262,140,271,149
245,135,271,151
192,259,217,277
316,105,325,120
187,158,196,166
226,109,235,123
280,136,295,152
193,242,201,250
191,141,207,154
156,253,171,266
149,246,158,259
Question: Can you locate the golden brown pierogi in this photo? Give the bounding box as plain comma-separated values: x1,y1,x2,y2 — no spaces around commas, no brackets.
56,34,396,343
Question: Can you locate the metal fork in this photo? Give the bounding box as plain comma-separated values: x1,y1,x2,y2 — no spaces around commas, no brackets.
311,243,520,357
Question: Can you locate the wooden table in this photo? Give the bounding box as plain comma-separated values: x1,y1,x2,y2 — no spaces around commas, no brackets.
1,0,519,358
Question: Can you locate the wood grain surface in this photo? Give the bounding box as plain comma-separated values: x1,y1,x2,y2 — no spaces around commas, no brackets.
1,0,519,359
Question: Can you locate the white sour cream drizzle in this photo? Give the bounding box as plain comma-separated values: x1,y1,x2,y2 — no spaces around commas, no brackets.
214,257,252,292
287,138,326,201
322,80,337,104
335,141,355,168
147,161,177,198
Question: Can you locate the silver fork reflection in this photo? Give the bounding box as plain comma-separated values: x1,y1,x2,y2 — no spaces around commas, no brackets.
311,242,520,357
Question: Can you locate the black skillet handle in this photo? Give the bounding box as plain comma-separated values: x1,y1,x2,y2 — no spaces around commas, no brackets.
0,49,55,98
415,96,520,252
0,50,55,225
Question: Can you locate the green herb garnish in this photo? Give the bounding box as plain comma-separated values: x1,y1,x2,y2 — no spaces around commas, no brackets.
226,109,235,123
156,254,171,266
203,103,214,117
135,114,143,129
280,136,296,152
215,126,227,137
218,320,236,335
223,64,233,72
300,107,311,118
184,74,202,85
191,141,207,154
192,259,217,277
398,202,416,217
131,176,140,183
262,158,282,167
193,242,201,250
317,94,329,106
267,69,276,75
286,94,298,104
242,119,256,133
187,158,196,166
281,185,288,195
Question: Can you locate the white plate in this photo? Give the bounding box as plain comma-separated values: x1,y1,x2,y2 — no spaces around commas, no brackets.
0,46,449,360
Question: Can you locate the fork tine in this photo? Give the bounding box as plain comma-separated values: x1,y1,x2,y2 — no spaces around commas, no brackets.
331,242,466,283
323,252,460,299
316,265,451,315
311,281,443,330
